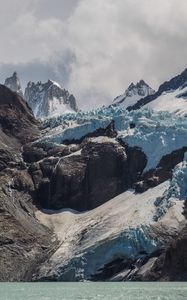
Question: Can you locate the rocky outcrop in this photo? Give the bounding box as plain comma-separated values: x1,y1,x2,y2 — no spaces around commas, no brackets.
0,84,39,144
134,147,187,193
24,80,78,118
4,72,23,97
0,176,57,281
32,139,147,211
0,86,57,281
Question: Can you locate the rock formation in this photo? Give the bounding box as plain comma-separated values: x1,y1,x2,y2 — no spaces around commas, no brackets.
4,72,23,97
24,80,78,118
0,85,57,281
113,80,155,108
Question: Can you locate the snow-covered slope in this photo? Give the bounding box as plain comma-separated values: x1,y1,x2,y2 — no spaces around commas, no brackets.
4,72,23,97
36,151,187,281
36,106,187,172
24,80,78,118
144,86,187,116
113,80,155,108
130,68,187,116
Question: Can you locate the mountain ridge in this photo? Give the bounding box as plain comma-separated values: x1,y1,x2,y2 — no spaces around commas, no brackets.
127,68,187,115
113,80,155,108
3,72,78,118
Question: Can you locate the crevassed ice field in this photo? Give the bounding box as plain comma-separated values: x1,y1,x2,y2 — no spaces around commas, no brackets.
39,106,187,172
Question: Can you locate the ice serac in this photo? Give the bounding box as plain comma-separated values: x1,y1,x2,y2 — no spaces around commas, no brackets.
113,80,155,108
24,80,78,118
36,106,187,172
129,68,187,116
4,72,23,97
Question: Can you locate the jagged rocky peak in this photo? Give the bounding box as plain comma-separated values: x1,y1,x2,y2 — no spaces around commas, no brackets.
24,79,78,118
4,71,24,97
113,80,155,108
129,67,187,115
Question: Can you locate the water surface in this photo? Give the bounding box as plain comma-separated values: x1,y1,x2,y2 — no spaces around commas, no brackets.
0,283,186,300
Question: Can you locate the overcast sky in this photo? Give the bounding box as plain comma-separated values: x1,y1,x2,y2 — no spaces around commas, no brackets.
0,0,187,109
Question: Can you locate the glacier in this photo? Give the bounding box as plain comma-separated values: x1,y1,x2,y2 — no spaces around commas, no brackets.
36,174,184,281
154,152,187,221
37,106,187,171
144,86,187,116
33,104,187,281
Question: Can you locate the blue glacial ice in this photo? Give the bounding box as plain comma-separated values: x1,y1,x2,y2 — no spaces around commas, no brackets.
154,152,187,220
37,106,187,171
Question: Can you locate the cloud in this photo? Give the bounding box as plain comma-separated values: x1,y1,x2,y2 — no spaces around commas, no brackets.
0,0,187,109
0,51,76,88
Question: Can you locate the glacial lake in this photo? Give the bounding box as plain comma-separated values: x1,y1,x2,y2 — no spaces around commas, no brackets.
0,282,186,300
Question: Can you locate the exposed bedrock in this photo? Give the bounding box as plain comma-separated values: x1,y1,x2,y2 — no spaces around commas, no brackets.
27,130,187,212
134,147,187,193
0,85,58,281
36,140,147,211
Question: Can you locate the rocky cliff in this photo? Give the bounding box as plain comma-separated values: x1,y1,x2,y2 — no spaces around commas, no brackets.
0,85,57,281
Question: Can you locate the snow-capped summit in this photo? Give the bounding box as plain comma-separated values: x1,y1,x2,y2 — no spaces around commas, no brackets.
130,68,187,116
113,80,155,108
24,80,78,118
4,72,23,97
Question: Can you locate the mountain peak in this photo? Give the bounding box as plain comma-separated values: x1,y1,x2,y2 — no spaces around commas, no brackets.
138,79,147,86
24,79,78,118
4,72,23,97
113,80,155,108
129,67,187,115
128,82,136,90
13,71,18,78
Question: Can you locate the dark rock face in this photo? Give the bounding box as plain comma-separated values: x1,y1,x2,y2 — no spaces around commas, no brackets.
141,201,187,282
37,141,147,211
128,224,187,282
158,226,187,281
0,87,57,281
0,181,56,281
134,147,187,193
0,85,39,144
50,142,127,211
0,149,15,171
23,144,47,163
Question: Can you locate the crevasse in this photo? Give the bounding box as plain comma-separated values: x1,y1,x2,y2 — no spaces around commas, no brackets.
36,106,187,171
